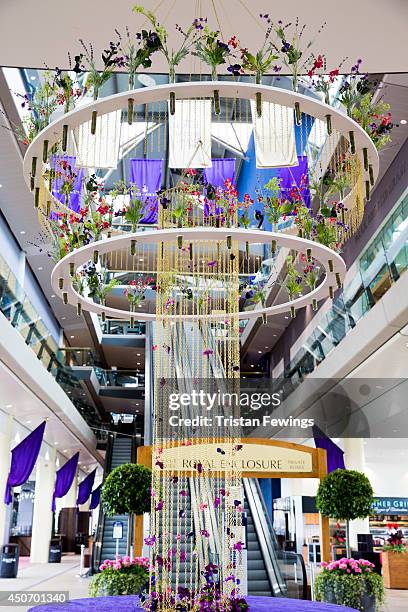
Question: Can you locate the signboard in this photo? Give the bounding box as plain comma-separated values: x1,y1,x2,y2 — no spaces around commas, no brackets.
158,441,314,476
372,497,408,515
113,521,123,539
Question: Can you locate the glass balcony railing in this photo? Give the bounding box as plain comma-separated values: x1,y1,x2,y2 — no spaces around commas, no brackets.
99,318,146,336
94,368,145,388
278,191,408,387
0,254,106,436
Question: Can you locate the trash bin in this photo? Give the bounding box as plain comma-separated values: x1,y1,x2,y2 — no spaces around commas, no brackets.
48,539,62,563
0,544,19,578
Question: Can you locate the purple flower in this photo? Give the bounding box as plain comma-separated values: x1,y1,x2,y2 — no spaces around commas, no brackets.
144,535,156,546
155,500,164,511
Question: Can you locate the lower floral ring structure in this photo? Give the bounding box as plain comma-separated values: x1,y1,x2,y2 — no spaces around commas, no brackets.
51,228,346,322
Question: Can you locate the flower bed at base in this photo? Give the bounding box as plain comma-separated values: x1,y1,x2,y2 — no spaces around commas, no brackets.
89,556,150,597
315,558,385,612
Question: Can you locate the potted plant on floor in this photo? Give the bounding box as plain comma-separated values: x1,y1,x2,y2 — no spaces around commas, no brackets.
315,558,385,612
100,463,152,557
90,555,150,597
381,522,408,589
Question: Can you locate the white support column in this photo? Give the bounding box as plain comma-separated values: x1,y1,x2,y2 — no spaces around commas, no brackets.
343,438,370,550
30,448,57,563
0,414,13,547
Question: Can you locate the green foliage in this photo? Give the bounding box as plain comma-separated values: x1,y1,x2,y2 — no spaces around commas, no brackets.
316,469,374,521
284,255,303,300
194,26,230,80
89,564,148,597
315,570,384,611
101,463,152,516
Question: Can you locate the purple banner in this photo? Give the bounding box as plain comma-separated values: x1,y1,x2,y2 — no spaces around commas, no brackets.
51,155,84,213
313,426,345,473
77,468,97,506
204,158,236,188
52,452,79,512
4,421,46,505
89,484,102,510
277,155,310,207
129,159,163,224
204,158,236,217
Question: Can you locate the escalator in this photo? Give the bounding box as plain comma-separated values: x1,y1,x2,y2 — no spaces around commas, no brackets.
92,434,134,570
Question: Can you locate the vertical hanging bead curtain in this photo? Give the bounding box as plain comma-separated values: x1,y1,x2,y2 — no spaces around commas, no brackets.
129,159,164,224
313,425,346,472
89,484,102,510
77,468,97,506
4,421,46,504
52,452,79,511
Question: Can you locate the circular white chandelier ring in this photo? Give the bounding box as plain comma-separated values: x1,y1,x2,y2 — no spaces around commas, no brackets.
24,81,379,197
51,227,346,322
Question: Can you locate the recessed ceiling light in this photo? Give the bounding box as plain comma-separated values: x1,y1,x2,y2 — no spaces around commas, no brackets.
258,350,262,354
273,334,277,337
0,184,3,188
63,449,67,452
54,441,58,445
70,335,74,338
400,119,407,125
61,316,66,320
137,362,141,365
250,364,254,367
51,294,56,298
136,353,141,356
25,420,31,424
264,346,269,349
138,304,142,307
284,316,289,320
6,404,12,408
139,258,144,262
20,230,25,234
38,266,43,271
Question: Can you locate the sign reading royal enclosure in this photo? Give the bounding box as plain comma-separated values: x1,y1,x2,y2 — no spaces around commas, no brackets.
138,439,323,478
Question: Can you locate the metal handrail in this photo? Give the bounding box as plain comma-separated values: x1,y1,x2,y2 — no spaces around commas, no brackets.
243,478,288,597
91,433,114,573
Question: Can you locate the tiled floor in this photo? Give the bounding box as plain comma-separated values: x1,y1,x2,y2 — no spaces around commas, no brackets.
1,557,407,610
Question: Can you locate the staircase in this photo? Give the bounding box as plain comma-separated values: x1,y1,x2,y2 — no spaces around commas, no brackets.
100,436,132,561
244,496,274,597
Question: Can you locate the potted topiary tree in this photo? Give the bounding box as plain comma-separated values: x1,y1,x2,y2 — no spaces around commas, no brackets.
316,469,374,558
315,469,382,610
101,463,152,557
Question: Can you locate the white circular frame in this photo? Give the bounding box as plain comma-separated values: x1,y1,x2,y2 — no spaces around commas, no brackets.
51,227,346,322
23,81,379,195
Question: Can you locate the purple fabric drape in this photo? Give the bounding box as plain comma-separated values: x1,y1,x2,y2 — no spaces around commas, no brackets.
203,158,236,217
313,425,346,473
52,452,79,512
51,155,84,213
129,159,163,224
77,468,97,506
4,421,46,505
277,155,311,208
204,158,236,188
89,484,102,510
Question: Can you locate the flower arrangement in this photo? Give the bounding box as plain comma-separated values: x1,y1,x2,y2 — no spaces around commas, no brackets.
54,57,82,113
194,26,232,81
239,14,280,84
315,558,385,611
383,523,407,553
133,5,200,83
115,26,161,90
307,54,344,105
272,18,326,92
124,276,154,311
74,40,124,101
89,555,149,597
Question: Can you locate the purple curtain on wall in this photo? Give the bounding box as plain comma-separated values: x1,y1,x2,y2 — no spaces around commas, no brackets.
204,158,236,187
52,452,79,512
129,159,163,224
4,421,46,505
313,425,346,473
77,468,97,506
277,155,311,208
89,484,102,510
203,158,236,217
51,155,84,213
